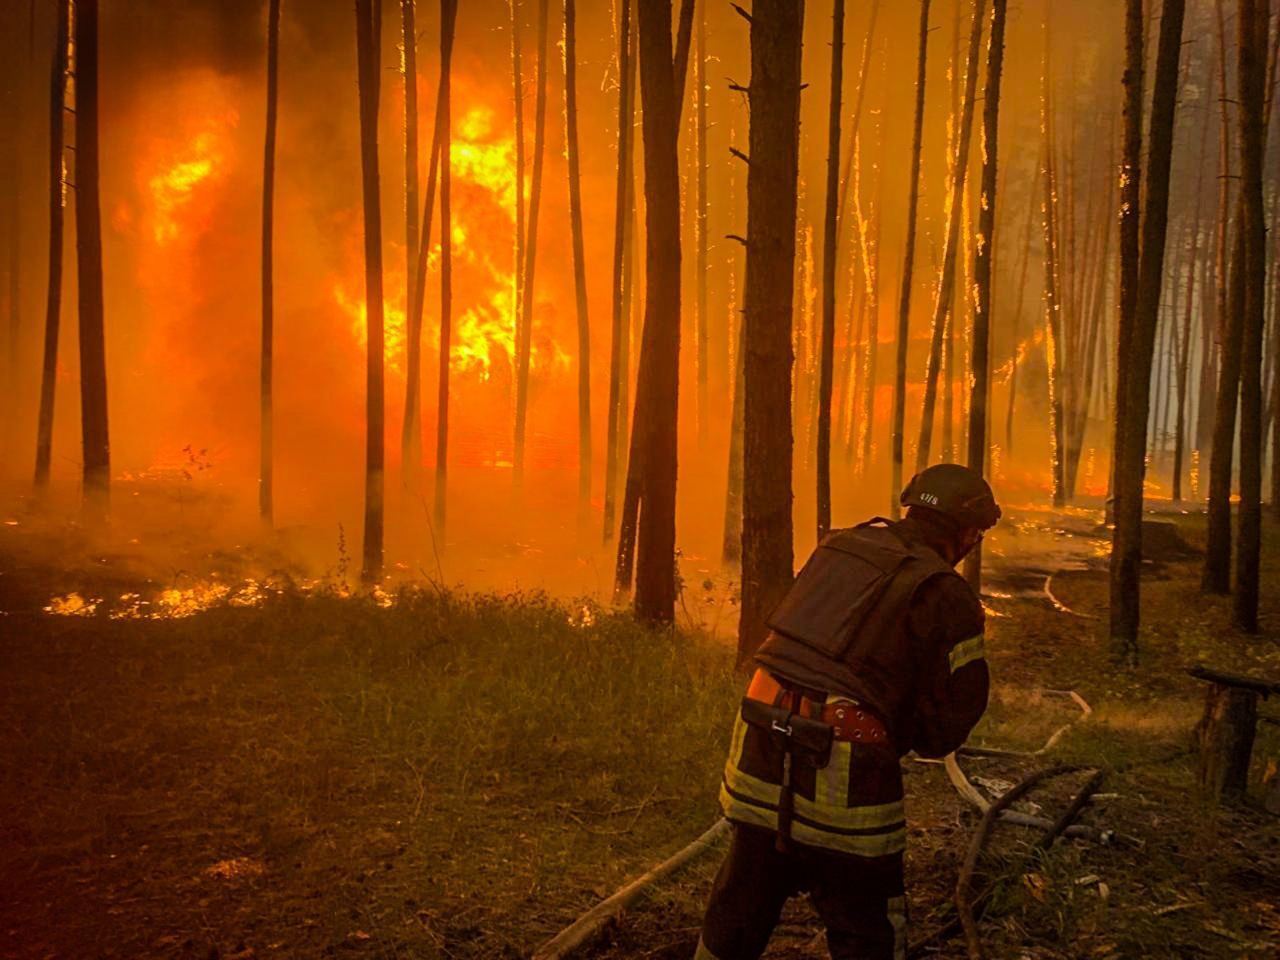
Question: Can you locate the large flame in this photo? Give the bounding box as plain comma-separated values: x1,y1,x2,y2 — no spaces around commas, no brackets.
146,127,230,245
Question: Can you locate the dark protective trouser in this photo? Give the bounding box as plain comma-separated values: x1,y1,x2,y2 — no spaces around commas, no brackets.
695,824,906,960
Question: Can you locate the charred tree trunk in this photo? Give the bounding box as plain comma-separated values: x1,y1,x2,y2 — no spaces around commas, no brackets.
613,0,688,623
514,0,549,485
510,0,526,461
1110,0,1185,660
918,0,985,472
355,0,385,583
963,0,1007,591
1232,0,1269,634
433,0,457,537
76,0,110,515
723,317,746,565
603,0,634,541
34,0,69,490
737,0,804,664
259,0,282,525
816,0,845,542
1004,161,1040,455
1196,682,1258,801
891,0,932,515
564,0,592,514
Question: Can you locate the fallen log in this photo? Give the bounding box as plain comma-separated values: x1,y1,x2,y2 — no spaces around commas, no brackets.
530,818,730,960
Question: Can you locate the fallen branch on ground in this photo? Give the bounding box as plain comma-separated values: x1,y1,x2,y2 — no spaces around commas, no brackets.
531,818,730,960
955,765,1084,960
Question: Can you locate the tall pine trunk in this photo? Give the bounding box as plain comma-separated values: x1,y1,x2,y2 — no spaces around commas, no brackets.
76,0,110,515
816,0,845,541
617,0,689,624
564,0,592,514
399,0,419,484
737,0,804,664
35,0,69,490
890,0,932,515
917,0,986,472
1040,18,1067,507
1232,0,1269,633
603,0,634,542
694,0,709,447
433,0,456,536
355,0,385,583
1110,0,1186,660
963,0,1007,590
513,0,549,485
259,0,281,525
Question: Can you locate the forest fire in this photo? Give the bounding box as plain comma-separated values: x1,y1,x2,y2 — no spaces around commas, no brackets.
147,130,225,245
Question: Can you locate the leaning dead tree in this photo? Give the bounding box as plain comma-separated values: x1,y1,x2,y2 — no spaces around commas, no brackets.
612,0,694,624
434,0,458,537
737,0,804,663
355,0,385,583
76,0,110,516
815,0,845,542
1110,0,1186,661
890,0,932,516
564,0,592,514
513,0,550,486
917,0,986,473
34,0,70,490
259,0,282,525
963,0,1008,590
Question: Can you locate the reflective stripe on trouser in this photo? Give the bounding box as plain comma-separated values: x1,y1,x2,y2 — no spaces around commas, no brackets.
699,823,907,960
718,710,907,858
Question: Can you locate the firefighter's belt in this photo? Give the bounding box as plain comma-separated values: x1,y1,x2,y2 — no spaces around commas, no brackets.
747,668,890,745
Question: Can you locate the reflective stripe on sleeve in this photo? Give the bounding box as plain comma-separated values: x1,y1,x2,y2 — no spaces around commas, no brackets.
948,634,985,673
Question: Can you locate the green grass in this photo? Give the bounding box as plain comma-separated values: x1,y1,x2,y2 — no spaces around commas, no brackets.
0,584,740,959
2,512,1280,959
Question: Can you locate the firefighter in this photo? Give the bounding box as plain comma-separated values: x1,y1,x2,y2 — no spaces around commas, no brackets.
695,463,1001,960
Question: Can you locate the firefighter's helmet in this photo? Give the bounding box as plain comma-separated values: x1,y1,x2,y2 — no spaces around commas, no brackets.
900,463,1002,531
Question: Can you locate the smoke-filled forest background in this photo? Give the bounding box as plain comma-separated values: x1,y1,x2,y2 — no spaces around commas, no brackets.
0,0,1276,599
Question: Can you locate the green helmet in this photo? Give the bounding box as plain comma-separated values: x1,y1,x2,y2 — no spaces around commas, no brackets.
900,463,1002,531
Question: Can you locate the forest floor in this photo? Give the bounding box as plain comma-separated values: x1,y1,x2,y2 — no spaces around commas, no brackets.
1,506,1279,960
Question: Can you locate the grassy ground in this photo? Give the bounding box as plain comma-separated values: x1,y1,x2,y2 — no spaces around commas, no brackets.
1,510,1279,959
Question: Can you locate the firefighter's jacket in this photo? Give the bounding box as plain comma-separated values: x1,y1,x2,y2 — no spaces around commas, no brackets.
718,518,988,860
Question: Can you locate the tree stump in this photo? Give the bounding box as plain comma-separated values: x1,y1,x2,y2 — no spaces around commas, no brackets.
1195,683,1259,801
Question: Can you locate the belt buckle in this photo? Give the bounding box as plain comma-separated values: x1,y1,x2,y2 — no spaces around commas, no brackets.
771,718,793,737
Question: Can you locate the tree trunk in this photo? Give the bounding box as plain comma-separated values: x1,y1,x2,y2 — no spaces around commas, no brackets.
1196,682,1258,801
564,0,592,514
890,0,933,515
34,0,69,490
1040,20,1067,507
737,0,804,664
723,318,746,565
1231,0,1269,634
433,0,457,537
259,0,281,525
404,7,452,483
603,0,634,542
1004,161,1040,455
356,0,385,583
399,0,419,486
919,0,985,472
695,0,709,448
963,0,1008,591
613,0,686,624
854,144,883,476
76,0,110,516
510,0,526,464
514,0,550,485
1174,105,1213,503
816,0,845,542
1109,0,1186,660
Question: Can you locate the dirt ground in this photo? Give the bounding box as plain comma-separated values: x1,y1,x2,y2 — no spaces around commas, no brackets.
1,505,1279,960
